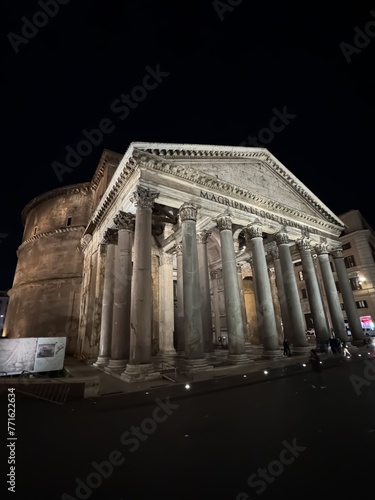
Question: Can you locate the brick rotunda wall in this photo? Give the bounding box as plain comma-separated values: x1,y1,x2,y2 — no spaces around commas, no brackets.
3,183,93,355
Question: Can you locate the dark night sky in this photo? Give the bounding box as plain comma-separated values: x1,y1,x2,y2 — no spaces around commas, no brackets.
1,1,375,290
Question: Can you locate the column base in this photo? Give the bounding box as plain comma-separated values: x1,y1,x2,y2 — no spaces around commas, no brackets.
352,339,365,347
104,359,128,374
182,357,213,374
177,350,186,357
157,349,177,358
121,363,161,383
262,349,284,360
93,356,109,367
204,351,217,360
245,344,263,358
291,345,311,356
227,353,251,365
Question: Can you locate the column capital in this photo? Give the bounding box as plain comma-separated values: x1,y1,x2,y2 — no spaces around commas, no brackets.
245,220,262,239
269,246,280,261
102,227,118,245
113,211,135,231
196,230,212,244
214,214,232,232
330,245,343,259
130,186,159,209
274,230,289,245
179,202,199,222
175,242,183,256
296,236,311,251
315,239,329,255
160,252,174,266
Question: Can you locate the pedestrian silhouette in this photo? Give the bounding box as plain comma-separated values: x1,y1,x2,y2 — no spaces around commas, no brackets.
283,339,291,356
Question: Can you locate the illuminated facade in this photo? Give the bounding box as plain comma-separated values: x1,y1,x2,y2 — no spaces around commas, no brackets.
4,143,366,378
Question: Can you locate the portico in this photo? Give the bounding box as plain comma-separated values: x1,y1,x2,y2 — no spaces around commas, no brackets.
77,142,364,381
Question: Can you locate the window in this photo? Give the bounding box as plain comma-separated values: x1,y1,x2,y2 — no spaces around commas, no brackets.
340,303,345,310
33,226,37,235
356,300,368,309
344,255,356,268
294,260,302,267
301,288,307,299
342,242,351,250
298,271,304,281
330,261,335,272
335,281,340,293
350,277,362,290
67,217,72,227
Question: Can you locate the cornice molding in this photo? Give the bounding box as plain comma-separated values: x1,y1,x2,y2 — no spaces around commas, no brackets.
92,155,138,226
131,148,343,233
90,149,123,190
21,184,92,225
17,225,86,253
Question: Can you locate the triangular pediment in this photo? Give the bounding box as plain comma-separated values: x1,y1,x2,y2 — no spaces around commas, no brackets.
131,142,344,228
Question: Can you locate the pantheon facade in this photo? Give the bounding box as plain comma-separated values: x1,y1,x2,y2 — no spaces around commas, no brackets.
4,143,365,381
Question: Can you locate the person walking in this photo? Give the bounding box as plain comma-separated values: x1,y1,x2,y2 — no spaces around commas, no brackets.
283,339,291,357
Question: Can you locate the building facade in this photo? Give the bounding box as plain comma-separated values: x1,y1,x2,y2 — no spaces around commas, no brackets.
4,143,366,378
294,209,375,334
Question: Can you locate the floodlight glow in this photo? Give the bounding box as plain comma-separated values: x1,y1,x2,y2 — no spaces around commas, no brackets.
185,384,190,389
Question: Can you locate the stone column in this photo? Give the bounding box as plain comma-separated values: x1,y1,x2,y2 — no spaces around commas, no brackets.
275,230,309,353
94,229,117,367
315,241,349,342
269,247,292,343
210,269,222,344
268,267,283,345
248,257,262,348
179,203,212,372
158,252,177,357
105,212,134,373
297,237,330,346
122,186,160,382
246,222,280,359
331,246,365,346
237,263,250,344
197,230,214,356
175,243,185,355
214,214,248,364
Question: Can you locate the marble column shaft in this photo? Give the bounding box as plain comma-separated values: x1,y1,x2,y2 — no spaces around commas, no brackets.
175,243,185,353
158,252,176,355
215,215,246,356
210,270,222,343
316,243,348,342
331,247,364,345
270,248,292,342
108,212,134,369
95,229,117,365
297,238,330,343
197,230,214,353
276,232,308,349
237,264,250,342
247,223,279,352
179,203,205,359
128,187,159,365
